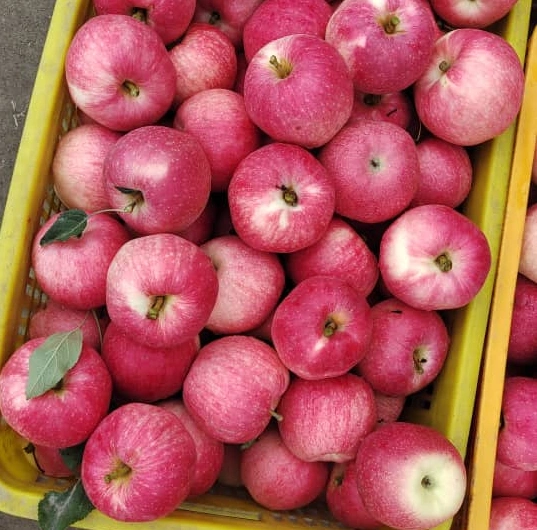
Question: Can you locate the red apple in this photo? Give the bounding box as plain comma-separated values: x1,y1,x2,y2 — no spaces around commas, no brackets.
490,497,537,530
30,444,76,479
65,14,176,131
519,203,537,284
374,390,405,425
429,0,518,29
243,33,354,149
492,457,537,499
176,194,218,246
81,402,196,522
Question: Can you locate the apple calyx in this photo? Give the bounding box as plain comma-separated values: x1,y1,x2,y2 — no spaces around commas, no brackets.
439,60,451,74
434,252,453,272
381,14,401,35
104,460,132,484
279,184,298,207
269,56,293,79
413,348,428,374
130,7,148,24
421,474,435,489
121,79,141,98
147,295,168,320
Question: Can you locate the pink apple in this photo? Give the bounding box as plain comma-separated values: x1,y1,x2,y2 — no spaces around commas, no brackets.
173,88,261,192
182,335,290,444
496,376,537,471
105,233,218,348
218,444,243,487
81,402,196,522
429,0,518,29
490,497,537,530
271,275,373,380
93,0,196,45
240,427,330,511
103,125,211,235
277,373,377,462
318,120,420,223
168,23,238,106
355,421,467,529
325,0,437,94
410,136,473,208
30,444,76,478
519,203,537,284
284,216,379,299
65,14,176,131
200,235,286,335
228,142,335,253
357,297,450,396
101,321,199,403
176,194,218,246
413,28,525,146
243,33,354,149
374,390,406,425
52,123,121,212
32,212,131,311
379,204,492,310
492,457,537,499
158,398,225,498
242,0,333,62
0,338,112,448
326,459,382,530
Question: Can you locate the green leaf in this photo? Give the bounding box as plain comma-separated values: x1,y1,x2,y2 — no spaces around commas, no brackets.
38,479,94,530
59,444,85,474
39,209,88,246
26,329,84,399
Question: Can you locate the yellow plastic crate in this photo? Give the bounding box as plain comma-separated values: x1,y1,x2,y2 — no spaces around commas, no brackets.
459,26,537,530
0,1,531,529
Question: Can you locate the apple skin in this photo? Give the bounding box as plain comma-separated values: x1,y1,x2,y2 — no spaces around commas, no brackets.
277,373,377,463
243,33,354,149
103,125,212,236
325,0,437,94
93,0,196,45
318,119,420,224
200,235,286,335
492,457,537,499
173,88,261,192
158,398,225,498
519,204,537,284
101,322,199,403
240,427,330,511
81,402,196,522
0,338,112,448
374,390,405,425
429,0,518,29
489,497,537,530
413,28,525,146
326,459,382,530
228,142,335,253
182,335,290,444
105,233,218,348
355,421,467,530
32,212,131,311
284,216,379,299
177,194,218,246
52,123,121,212
242,0,333,62
356,297,450,396
271,275,373,380
65,14,176,131
496,376,537,471
378,204,492,311
30,444,75,479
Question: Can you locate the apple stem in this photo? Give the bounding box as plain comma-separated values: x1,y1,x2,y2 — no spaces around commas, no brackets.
104,461,132,484
269,55,293,79
323,319,338,337
279,185,298,207
434,253,453,272
270,410,283,422
147,295,167,320
383,15,400,34
122,79,140,98
439,60,451,73
131,7,148,23
413,349,427,374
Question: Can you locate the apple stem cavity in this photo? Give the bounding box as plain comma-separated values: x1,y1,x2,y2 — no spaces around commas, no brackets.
434,252,453,272
122,79,140,98
323,318,339,337
269,55,293,79
130,7,148,23
104,461,132,484
147,295,167,320
413,348,427,375
279,184,298,207
382,14,401,34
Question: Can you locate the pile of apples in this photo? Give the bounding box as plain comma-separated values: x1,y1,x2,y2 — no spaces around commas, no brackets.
0,0,528,529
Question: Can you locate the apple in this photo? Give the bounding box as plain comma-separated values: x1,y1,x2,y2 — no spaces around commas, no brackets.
429,0,518,29
228,142,336,253
30,444,76,479
326,459,382,529
182,335,290,444
243,33,354,149
490,497,537,530
105,233,218,348
378,204,492,310
271,275,373,380
356,297,450,396
492,457,537,499
241,0,333,62
496,376,537,471
410,136,473,208
32,211,131,311
65,14,176,131
103,125,211,235
177,194,218,246
284,216,379,299
519,203,537,284
158,398,225,498
413,28,525,146
173,88,261,192
325,0,437,94
93,0,196,45
355,421,467,529
101,321,199,403
240,427,330,511
374,390,406,425
81,402,196,522
0,338,112,448
318,119,420,224
200,235,286,335
51,123,121,212
277,373,377,463
168,23,238,106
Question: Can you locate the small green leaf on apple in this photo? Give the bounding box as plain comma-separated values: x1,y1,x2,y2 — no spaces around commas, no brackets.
39,209,88,246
